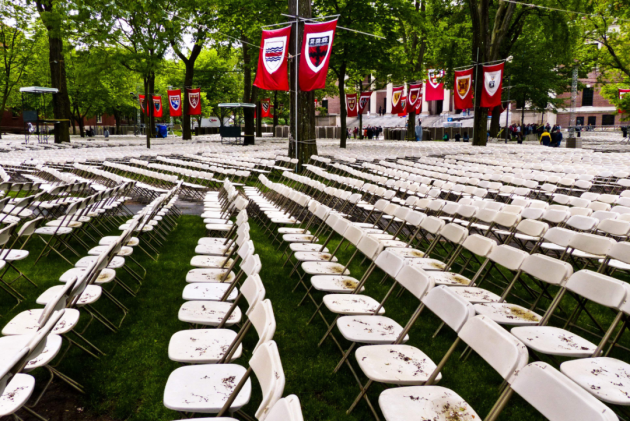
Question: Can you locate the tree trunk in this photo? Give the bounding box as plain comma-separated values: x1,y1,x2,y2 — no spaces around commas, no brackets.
48,36,71,143
182,62,194,140
288,0,317,169
489,105,501,137
337,63,347,148
359,111,363,139
242,39,255,146
407,111,416,140
145,74,154,148
78,117,85,138
273,91,278,134
254,87,262,138
114,110,121,135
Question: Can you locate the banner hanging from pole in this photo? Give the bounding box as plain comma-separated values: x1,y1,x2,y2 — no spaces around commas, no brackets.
480,63,504,108
261,98,272,117
398,96,407,117
346,93,358,117
152,96,163,118
426,69,444,101
254,26,291,91
619,89,630,113
138,95,146,114
391,86,404,114
454,68,474,110
358,92,372,114
299,19,338,91
406,83,422,113
167,90,182,117
186,88,202,115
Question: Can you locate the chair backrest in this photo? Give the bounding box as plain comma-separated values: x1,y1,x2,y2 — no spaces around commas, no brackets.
597,218,630,237
420,216,445,235
37,277,74,327
462,234,496,257
356,236,383,260
438,223,468,245
543,226,575,248
565,215,598,232
250,341,286,421
422,285,476,332
343,225,365,246
242,254,263,277
241,274,266,310
395,265,434,300
404,210,425,227
568,233,616,257
249,299,277,353
459,315,529,382
510,362,618,421
520,254,573,286
566,270,627,309
488,245,529,272
493,211,521,229
374,250,405,278
264,395,304,421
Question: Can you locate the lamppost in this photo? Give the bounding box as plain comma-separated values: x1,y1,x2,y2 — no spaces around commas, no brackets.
504,76,512,144
130,92,141,136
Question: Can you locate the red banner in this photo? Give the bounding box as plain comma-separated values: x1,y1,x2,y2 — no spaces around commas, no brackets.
299,19,338,91
152,96,163,118
480,63,504,108
619,89,630,114
454,68,474,110
346,94,358,117
407,83,422,113
391,86,404,114
138,95,146,114
398,96,408,117
426,69,444,101
167,90,182,117
358,92,372,114
254,26,291,91
186,88,202,115
261,98,271,118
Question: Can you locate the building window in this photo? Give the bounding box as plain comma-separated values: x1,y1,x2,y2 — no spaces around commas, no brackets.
602,114,615,126
96,115,102,124
576,117,584,126
588,116,597,126
582,88,594,107
321,99,328,112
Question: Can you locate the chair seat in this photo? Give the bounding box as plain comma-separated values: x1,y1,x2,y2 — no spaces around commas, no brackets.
603,258,630,271
2,206,33,218
99,236,140,247
37,284,102,306
204,218,233,225
198,238,234,246
206,224,233,232
512,326,597,357
379,240,410,248
322,294,384,315
0,214,21,224
368,234,396,241
473,303,542,326
190,256,233,268
0,249,29,261
353,222,376,228
540,242,567,252
428,272,472,286
311,276,363,293
2,308,80,335
46,220,82,228
282,234,317,243
449,287,500,303
561,357,630,405
75,255,125,269
278,228,310,234
60,267,116,284
302,261,350,275
35,226,73,235
182,283,237,301
178,301,241,326
194,244,234,256
186,268,235,283
337,316,406,344
293,252,338,262
387,248,425,259
88,245,133,256
271,218,300,224
408,258,447,271
356,344,441,385
571,249,605,259
379,386,479,421
289,243,329,253
0,373,35,417
168,329,242,364
163,364,251,413
0,334,63,371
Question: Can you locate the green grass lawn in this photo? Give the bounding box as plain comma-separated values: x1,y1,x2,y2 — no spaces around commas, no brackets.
5,213,630,421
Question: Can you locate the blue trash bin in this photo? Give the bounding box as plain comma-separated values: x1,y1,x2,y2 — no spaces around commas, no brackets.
156,125,168,138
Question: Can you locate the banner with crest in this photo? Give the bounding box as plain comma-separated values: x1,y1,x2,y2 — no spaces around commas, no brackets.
152,96,163,118
254,26,291,91
426,69,444,101
454,68,473,110
358,92,372,114
398,96,408,117
619,89,630,113
346,93,358,117
480,63,504,108
261,98,272,117
406,83,422,113
299,19,338,91
391,86,404,114
167,90,182,117
186,88,202,115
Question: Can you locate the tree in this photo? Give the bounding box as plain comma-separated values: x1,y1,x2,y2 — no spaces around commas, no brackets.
0,2,36,138
34,0,73,143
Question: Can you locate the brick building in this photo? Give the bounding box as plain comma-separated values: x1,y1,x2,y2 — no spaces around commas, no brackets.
555,71,619,128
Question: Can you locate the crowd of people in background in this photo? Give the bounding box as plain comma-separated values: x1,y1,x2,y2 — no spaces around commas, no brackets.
347,125,383,140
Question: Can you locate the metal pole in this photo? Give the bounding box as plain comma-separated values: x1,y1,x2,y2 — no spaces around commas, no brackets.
294,1,299,171
472,47,479,143
505,76,510,144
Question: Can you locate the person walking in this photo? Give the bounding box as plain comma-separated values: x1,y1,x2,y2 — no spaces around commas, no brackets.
540,129,552,146
415,121,423,141
463,132,469,142
552,129,563,147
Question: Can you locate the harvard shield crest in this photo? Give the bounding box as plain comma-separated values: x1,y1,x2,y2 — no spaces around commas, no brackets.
305,30,334,73
169,95,181,111
263,36,287,74
189,92,200,109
